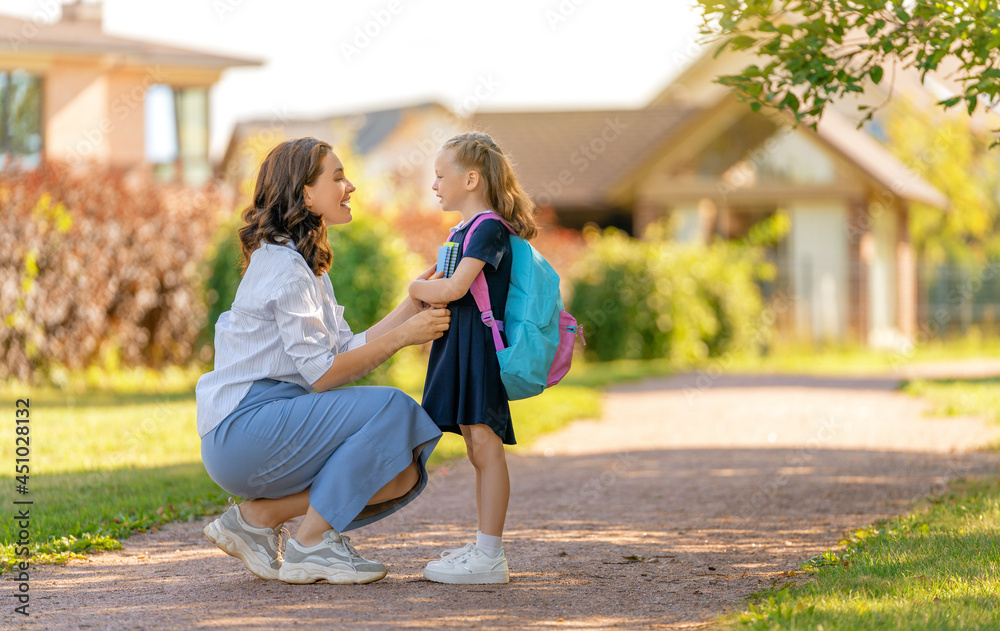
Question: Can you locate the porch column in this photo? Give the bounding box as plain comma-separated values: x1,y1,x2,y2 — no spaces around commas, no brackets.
847,197,869,342
633,199,664,237
896,201,917,340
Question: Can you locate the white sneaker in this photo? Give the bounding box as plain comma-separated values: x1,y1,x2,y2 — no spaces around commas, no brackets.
424,544,509,584
438,542,475,561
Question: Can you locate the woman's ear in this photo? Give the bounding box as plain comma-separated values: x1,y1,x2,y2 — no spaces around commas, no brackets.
302,185,313,210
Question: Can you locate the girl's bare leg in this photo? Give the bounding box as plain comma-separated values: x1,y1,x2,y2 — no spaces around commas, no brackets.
463,432,483,528
460,424,509,537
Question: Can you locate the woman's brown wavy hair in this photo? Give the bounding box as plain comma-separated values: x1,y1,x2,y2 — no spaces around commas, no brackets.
443,132,537,240
238,137,334,277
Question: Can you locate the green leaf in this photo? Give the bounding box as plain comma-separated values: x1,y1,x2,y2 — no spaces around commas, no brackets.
750,101,762,112
728,35,758,51
870,65,884,84
782,92,801,112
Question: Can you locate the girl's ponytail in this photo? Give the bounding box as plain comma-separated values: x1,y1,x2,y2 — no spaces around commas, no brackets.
443,132,538,240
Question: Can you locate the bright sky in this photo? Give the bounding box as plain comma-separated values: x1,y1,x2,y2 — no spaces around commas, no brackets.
0,0,707,158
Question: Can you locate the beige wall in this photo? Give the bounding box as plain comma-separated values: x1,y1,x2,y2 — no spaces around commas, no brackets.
788,201,850,342
45,58,113,164
6,49,222,170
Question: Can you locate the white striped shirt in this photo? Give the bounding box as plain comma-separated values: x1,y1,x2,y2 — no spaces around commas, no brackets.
196,240,367,436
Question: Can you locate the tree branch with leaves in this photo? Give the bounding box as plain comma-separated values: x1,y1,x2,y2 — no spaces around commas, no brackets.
696,0,1000,146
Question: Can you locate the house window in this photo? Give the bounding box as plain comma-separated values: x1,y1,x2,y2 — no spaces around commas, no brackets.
144,84,210,185
0,70,43,168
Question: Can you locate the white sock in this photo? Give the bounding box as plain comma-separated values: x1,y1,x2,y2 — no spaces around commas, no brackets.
476,531,503,557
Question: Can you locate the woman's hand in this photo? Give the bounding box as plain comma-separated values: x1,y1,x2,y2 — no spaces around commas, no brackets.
399,307,451,346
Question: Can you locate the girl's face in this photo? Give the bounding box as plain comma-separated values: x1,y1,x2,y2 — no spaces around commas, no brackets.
303,152,356,226
432,149,477,213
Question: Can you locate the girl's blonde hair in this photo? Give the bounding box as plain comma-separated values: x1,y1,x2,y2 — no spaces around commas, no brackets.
443,132,537,240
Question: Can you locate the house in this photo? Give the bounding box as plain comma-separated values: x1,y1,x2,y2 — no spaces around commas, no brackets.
0,1,259,184
220,48,959,348
219,101,468,206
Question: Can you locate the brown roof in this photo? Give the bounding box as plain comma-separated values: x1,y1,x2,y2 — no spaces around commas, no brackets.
811,108,948,209
471,108,697,207
0,12,261,68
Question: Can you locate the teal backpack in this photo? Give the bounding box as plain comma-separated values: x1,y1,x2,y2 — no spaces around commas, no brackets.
461,212,584,400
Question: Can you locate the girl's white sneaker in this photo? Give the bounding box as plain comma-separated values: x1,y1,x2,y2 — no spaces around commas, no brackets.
438,542,475,561
423,544,509,584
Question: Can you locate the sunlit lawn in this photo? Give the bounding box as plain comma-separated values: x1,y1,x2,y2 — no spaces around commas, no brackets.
724,336,1000,376
902,377,1000,425
721,477,1000,630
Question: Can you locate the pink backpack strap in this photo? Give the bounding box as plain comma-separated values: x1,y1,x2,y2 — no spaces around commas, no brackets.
462,213,515,353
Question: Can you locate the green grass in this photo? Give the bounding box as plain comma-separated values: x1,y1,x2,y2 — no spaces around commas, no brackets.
902,377,1000,425
0,383,230,571
723,336,1000,376
720,477,1000,630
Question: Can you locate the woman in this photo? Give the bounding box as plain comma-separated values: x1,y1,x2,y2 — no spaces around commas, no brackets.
196,137,449,585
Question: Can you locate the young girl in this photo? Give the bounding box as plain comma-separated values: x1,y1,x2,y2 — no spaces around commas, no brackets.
409,132,537,584
197,137,450,585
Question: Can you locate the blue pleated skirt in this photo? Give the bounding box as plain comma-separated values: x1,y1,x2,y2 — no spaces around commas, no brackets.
201,379,441,532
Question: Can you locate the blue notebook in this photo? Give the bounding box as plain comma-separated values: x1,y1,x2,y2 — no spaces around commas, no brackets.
436,242,459,278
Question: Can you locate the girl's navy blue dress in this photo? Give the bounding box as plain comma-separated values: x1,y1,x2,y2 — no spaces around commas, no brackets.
422,218,515,445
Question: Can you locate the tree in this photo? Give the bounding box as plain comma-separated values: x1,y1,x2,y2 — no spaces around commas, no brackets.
884,100,1000,264
696,1,1000,146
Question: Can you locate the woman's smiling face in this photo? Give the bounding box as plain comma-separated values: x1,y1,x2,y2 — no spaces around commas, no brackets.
304,152,356,226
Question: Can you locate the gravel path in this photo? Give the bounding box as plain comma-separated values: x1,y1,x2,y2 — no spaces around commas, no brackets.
14,368,1000,630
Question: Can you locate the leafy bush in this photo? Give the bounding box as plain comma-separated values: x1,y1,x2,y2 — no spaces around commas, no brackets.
0,163,231,381
568,224,771,364
203,211,416,385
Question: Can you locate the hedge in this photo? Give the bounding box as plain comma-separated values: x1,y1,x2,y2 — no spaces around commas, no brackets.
0,163,230,381
568,225,772,363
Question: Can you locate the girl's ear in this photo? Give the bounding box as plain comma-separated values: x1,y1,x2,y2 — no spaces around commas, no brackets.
302,185,313,210
464,169,480,191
